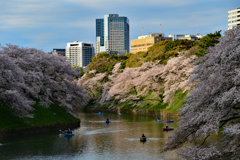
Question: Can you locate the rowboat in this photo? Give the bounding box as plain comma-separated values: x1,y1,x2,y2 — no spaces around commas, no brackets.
98,112,103,115
165,120,174,123
140,137,146,141
157,119,162,122
163,128,174,131
119,113,123,115
64,133,75,136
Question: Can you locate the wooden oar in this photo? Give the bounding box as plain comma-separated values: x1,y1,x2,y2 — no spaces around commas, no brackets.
146,137,150,141
134,137,142,140
134,136,150,141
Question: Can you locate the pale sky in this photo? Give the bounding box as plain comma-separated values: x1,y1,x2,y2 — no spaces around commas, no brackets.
0,0,239,52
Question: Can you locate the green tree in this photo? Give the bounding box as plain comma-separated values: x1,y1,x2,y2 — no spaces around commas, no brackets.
96,52,109,59
86,53,127,76
119,60,126,69
164,39,194,53
125,51,147,68
194,30,222,57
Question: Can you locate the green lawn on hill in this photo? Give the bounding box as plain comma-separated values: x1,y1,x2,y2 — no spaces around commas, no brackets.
0,101,78,133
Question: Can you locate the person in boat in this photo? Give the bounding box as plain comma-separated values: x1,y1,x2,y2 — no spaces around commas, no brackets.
64,128,68,133
67,128,72,134
166,125,168,129
142,134,146,138
106,118,110,123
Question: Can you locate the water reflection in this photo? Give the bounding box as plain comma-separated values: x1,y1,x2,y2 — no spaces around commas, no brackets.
0,111,183,160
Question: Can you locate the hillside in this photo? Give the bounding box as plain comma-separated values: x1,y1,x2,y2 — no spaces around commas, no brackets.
78,31,221,112
79,51,195,112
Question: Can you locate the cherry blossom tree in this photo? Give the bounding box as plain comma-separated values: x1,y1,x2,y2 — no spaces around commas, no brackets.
106,52,196,106
0,53,35,117
163,27,240,159
0,44,88,118
78,50,197,109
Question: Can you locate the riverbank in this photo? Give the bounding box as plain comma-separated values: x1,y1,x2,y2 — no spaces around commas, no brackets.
0,102,80,139
84,89,187,117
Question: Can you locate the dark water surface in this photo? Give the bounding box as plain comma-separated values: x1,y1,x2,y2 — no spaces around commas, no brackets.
0,112,182,160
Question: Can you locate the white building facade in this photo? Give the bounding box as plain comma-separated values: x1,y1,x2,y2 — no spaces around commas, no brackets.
65,41,95,68
168,34,204,41
228,8,240,30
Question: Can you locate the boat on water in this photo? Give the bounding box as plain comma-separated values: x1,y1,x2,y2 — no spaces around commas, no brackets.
98,112,103,115
64,128,74,136
140,137,146,141
64,133,75,136
64,128,72,134
163,126,174,131
165,120,174,123
119,113,123,115
157,119,162,122
139,134,147,142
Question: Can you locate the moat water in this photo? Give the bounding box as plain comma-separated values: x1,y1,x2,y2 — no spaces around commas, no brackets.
0,112,182,160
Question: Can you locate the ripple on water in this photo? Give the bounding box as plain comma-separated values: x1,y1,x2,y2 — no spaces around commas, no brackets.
82,129,126,135
88,120,122,123
124,138,165,141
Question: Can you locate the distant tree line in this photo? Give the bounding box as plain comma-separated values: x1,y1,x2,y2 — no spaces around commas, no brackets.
86,31,221,77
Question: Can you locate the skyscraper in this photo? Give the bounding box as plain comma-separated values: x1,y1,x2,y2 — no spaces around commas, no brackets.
228,8,240,30
65,41,94,68
96,14,129,55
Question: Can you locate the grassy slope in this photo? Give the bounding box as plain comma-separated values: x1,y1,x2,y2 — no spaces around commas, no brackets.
109,90,188,112
167,90,188,111
0,101,78,132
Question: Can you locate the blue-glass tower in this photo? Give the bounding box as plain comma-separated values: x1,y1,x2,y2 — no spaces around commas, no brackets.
96,14,129,55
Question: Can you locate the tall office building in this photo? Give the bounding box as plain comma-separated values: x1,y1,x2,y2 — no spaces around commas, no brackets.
96,14,129,55
228,8,240,30
65,41,94,68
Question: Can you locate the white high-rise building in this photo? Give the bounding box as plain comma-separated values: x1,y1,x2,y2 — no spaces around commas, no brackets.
65,41,95,68
228,8,240,30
